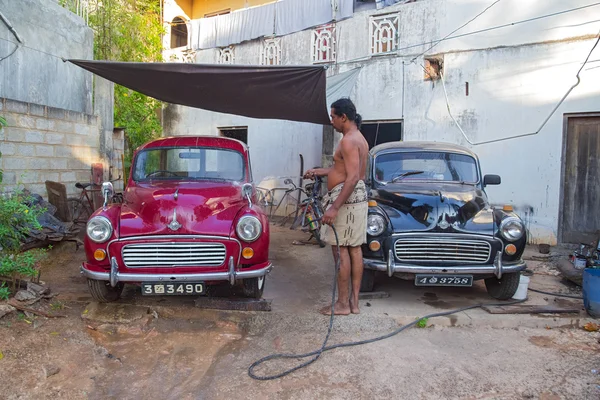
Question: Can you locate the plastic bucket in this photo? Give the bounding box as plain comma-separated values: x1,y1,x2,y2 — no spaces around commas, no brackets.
582,268,600,318
512,274,530,300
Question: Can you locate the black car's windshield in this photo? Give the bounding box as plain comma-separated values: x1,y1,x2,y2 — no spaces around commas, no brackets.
374,151,479,184
133,147,245,182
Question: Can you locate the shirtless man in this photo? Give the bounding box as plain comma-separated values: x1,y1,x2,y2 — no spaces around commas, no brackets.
304,98,369,315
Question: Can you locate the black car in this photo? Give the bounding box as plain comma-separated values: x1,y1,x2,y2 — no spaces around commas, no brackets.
361,141,527,300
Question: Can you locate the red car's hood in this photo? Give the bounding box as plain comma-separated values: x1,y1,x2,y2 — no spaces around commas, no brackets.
119,181,246,237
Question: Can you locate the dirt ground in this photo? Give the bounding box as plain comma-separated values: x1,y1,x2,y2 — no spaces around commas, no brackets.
1,225,599,399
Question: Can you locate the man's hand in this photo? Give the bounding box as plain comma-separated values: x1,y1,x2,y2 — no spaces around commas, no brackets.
322,206,338,226
303,169,318,179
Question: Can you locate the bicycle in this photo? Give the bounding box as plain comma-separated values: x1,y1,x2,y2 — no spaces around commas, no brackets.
288,177,326,248
67,177,123,224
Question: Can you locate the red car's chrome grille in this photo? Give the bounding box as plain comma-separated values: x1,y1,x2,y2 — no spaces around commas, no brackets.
394,237,491,264
122,242,227,268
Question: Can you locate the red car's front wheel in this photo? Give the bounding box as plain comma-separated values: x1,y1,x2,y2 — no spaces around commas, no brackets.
242,276,265,299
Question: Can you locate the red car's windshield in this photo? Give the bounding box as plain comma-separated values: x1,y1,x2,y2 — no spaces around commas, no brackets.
132,147,245,182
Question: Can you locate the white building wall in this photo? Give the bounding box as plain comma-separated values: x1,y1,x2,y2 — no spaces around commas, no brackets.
164,0,600,243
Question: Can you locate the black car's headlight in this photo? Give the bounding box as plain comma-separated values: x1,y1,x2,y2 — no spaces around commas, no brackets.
367,214,386,236
236,215,262,242
87,216,113,243
499,217,524,241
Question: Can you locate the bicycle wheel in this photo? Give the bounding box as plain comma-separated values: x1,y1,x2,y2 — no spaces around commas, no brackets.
312,227,326,248
111,192,124,203
67,197,92,224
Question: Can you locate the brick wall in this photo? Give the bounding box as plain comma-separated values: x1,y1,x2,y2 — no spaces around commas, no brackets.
0,97,104,197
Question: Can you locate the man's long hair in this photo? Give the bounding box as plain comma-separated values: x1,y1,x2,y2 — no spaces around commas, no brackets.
331,98,362,129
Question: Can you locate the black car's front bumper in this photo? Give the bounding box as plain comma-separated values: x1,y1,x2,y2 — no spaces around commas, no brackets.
364,250,526,279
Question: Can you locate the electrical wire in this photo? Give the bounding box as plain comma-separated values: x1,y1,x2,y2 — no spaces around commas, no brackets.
0,10,23,62
0,37,67,62
439,26,600,146
399,2,600,54
409,0,502,64
334,3,600,66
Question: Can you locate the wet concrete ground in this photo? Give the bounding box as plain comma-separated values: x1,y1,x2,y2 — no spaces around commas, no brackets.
1,224,599,399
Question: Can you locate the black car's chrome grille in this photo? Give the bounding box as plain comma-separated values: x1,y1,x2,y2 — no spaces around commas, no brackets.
122,243,226,268
394,236,491,264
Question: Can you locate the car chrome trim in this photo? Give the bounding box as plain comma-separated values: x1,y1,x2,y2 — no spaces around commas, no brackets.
121,242,227,268
393,233,495,264
107,235,243,267
82,261,273,284
110,257,119,287
364,252,525,278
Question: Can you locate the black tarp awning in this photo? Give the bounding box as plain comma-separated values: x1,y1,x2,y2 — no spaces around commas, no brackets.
68,60,331,125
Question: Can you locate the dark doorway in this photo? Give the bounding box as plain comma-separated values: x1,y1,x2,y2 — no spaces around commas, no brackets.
219,127,248,144
560,114,600,244
361,121,403,149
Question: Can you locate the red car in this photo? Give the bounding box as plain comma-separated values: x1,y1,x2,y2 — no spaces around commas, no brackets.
80,136,272,302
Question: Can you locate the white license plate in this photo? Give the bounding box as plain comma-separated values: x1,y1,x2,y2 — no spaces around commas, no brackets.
141,282,205,296
414,275,473,287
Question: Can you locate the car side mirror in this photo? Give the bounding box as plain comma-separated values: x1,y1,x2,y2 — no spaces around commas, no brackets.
102,181,114,207
483,174,501,186
242,183,253,207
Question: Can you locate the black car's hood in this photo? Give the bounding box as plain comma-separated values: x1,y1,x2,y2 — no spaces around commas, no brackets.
371,182,495,235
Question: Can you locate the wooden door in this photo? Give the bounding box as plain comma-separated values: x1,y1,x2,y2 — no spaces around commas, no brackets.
562,116,600,244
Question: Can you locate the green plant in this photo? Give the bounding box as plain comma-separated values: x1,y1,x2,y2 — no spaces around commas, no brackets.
0,282,9,300
416,317,428,328
50,300,64,311
0,190,48,295
88,0,165,164
0,116,6,127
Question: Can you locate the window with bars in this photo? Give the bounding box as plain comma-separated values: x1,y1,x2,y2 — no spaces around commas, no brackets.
218,46,235,64
369,13,400,55
311,24,336,64
261,38,282,66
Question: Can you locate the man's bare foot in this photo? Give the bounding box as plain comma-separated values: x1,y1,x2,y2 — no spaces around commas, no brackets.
319,301,351,315
350,299,360,314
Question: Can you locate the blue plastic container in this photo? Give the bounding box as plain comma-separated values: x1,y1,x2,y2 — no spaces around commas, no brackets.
582,268,600,318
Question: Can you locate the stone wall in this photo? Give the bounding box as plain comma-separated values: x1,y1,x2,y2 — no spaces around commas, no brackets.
0,97,101,197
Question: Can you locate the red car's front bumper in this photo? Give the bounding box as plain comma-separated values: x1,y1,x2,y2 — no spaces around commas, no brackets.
81,235,272,287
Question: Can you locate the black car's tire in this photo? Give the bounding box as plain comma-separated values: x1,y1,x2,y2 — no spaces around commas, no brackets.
87,279,124,303
242,276,265,299
360,269,375,292
484,272,520,300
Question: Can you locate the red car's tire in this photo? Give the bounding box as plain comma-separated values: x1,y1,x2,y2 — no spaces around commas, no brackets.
87,279,124,303
242,276,265,299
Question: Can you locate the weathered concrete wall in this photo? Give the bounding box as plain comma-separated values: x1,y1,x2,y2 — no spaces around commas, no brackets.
0,97,101,196
163,0,600,242
0,0,119,197
0,0,93,113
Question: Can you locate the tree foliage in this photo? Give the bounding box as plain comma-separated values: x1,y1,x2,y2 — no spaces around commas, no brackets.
88,0,165,163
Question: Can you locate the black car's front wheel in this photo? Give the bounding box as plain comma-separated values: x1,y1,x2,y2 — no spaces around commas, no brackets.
360,269,375,292
484,272,520,300
242,276,266,299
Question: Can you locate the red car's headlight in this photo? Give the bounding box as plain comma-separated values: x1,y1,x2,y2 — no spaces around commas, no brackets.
236,215,262,242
